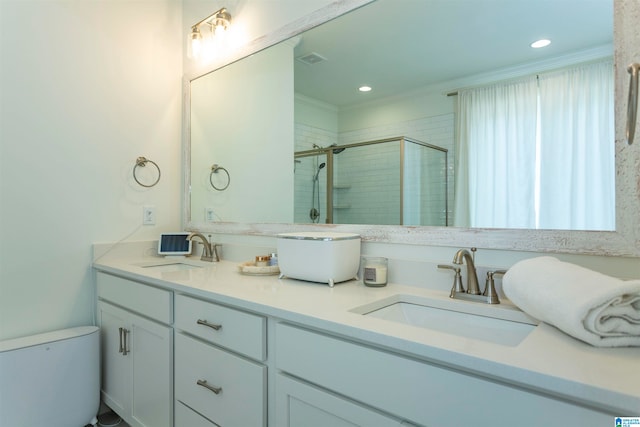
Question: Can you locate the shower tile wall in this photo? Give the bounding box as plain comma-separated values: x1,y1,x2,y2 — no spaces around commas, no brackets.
338,113,455,225
294,124,337,152
333,141,401,224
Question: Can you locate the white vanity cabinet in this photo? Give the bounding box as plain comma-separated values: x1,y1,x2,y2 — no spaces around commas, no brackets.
275,323,613,427
173,294,267,427
96,273,173,427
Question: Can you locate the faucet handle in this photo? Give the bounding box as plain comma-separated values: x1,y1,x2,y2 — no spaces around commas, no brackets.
438,264,465,296
212,243,222,262
438,264,460,275
482,270,506,304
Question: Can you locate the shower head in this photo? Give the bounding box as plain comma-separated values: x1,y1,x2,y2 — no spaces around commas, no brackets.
329,143,346,154
313,162,326,181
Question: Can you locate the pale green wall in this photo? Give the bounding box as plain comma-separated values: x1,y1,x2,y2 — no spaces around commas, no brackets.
0,0,183,340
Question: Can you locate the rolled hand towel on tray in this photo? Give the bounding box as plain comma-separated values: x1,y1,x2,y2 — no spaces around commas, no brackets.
502,256,640,347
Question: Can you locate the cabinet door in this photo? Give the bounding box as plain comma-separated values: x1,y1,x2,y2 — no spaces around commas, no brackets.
276,374,402,427
97,302,130,417
129,312,173,427
97,301,173,427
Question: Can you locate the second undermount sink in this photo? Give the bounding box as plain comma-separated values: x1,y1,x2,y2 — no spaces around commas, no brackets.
351,294,538,347
135,261,204,272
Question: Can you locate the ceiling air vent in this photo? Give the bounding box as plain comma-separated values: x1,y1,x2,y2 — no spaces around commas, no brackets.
296,52,327,65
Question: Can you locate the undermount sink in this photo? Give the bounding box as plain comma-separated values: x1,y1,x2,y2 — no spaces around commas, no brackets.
351,294,538,347
135,261,204,272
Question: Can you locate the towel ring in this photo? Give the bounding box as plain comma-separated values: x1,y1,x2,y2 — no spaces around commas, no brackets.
133,156,161,188
626,63,640,145
209,164,230,191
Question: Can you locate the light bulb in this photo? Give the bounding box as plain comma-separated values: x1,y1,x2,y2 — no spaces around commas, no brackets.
188,27,203,59
214,23,227,37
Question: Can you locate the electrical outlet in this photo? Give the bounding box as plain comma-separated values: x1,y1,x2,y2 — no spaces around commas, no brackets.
205,207,215,222
143,206,156,225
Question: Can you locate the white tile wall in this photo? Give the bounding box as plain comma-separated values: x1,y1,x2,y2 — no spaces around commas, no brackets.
339,113,455,225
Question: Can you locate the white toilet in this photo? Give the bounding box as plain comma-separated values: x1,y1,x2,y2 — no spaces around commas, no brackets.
0,326,100,427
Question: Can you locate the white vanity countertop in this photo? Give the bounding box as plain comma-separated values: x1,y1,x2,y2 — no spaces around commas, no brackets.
93,256,640,415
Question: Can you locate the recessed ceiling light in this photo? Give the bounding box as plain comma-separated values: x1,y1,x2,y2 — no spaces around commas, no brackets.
531,39,551,49
359,86,372,92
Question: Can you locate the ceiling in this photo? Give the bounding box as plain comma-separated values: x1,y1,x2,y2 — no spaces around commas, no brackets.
293,0,613,107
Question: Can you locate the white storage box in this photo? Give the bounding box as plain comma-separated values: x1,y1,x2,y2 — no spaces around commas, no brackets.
277,232,361,287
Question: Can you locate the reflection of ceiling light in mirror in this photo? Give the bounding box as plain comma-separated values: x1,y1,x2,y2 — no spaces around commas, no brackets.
530,39,551,48
359,86,372,92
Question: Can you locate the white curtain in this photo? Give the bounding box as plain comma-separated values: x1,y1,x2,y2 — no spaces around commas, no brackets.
537,61,615,230
455,77,538,228
455,60,614,230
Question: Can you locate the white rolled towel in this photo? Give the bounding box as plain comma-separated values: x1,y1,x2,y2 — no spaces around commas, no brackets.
502,256,640,347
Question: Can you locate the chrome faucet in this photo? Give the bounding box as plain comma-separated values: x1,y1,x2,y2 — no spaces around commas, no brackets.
452,248,480,295
187,232,219,262
439,248,503,304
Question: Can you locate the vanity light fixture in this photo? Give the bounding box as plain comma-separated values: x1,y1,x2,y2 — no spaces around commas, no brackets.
188,7,232,59
530,39,551,49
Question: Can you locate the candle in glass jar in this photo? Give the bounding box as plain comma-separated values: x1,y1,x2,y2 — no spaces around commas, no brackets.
363,257,388,287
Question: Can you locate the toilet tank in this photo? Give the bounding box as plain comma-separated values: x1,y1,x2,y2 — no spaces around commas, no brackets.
0,326,100,427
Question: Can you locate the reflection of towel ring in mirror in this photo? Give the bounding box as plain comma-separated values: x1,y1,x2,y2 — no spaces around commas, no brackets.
133,156,161,188
210,164,230,191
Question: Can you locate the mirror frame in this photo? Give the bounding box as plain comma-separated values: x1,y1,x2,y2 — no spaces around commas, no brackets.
183,0,640,257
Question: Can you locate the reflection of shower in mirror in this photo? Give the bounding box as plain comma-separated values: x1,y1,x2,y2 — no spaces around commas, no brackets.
313,162,326,181
310,162,326,222
312,143,346,155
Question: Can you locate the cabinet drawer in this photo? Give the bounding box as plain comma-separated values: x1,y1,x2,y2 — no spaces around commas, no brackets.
276,323,611,427
96,272,172,324
276,373,404,427
175,294,266,361
175,333,266,427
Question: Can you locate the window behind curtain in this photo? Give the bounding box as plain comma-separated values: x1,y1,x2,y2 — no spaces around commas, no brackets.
537,61,615,230
455,60,614,230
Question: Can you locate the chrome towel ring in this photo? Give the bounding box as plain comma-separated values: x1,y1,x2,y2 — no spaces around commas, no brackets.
210,164,230,191
133,156,161,188
627,63,640,145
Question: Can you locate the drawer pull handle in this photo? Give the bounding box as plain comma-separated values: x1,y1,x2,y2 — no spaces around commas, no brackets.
197,379,222,395
197,319,222,331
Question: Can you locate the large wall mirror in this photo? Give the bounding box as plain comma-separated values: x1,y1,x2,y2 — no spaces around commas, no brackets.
184,0,640,256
